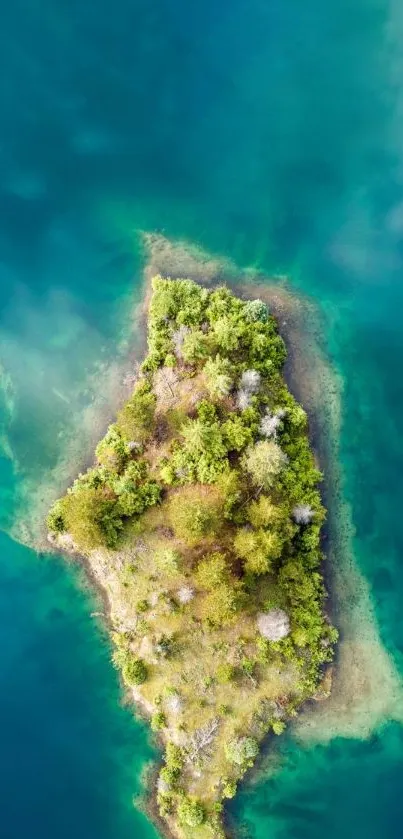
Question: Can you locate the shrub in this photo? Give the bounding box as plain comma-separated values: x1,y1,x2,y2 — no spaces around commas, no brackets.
197,552,243,626
242,440,288,489
222,779,237,798
177,797,205,827
47,499,66,534
202,583,242,627
151,711,166,731
113,647,148,685
225,736,259,766
272,720,286,735
216,663,236,683
196,552,230,590
154,548,182,574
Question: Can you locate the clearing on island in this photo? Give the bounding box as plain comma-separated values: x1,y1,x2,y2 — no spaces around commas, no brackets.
47,277,337,839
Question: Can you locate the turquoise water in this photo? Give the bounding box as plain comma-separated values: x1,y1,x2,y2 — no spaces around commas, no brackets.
1,0,402,837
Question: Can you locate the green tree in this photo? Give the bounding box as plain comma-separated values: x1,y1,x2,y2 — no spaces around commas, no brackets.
222,415,253,451
168,486,223,546
233,527,283,575
61,486,122,551
113,647,148,685
242,440,288,489
95,424,129,470
177,797,205,827
111,461,161,517
247,495,286,528
117,381,156,443
197,553,243,626
181,329,210,364
225,736,259,766
204,354,233,398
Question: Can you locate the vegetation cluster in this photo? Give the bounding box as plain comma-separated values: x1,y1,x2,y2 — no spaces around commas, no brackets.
48,277,336,839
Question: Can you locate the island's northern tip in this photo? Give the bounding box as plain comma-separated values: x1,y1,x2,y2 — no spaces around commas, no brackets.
47,272,336,838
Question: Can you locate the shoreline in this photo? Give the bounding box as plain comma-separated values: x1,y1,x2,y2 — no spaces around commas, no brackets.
40,234,402,838
49,256,336,839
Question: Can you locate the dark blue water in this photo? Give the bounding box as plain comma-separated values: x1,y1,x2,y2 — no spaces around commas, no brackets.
0,0,402,837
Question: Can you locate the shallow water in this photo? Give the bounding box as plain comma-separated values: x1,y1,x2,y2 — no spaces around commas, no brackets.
0,0,402,837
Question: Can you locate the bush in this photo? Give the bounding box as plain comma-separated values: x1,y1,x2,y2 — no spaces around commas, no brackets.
154,547,182,574
216,663,236,683
151,711,166,731
222,779,237,799
225,736,259,766
113,646,148,685
47,499,66,534
177,797,205,827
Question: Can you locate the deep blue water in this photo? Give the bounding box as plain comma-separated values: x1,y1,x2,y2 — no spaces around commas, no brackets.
0,0,402,837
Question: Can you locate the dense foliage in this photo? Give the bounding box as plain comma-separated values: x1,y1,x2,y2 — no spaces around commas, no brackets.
47,276,336,839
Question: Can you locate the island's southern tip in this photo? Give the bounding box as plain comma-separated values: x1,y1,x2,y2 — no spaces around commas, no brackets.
47,275,337,839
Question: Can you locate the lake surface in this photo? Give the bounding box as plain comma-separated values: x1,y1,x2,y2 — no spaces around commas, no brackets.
0,0,402,838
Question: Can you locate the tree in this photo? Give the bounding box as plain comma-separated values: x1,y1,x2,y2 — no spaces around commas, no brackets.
168,486,223,546
95,424,129,470
117,381,156,443
292,503,315,524
244,299,268,323
212,316,242,352
242,440,288,489
114,649,148,685
247,496,286,529
257,609,290,641
61,486,122,551
204,354,233,398
181,329,210,364
177,797,205,827
197,552,243,626
225,736,259,766
222,415,253,452
112,461,161,517
233,528,283,575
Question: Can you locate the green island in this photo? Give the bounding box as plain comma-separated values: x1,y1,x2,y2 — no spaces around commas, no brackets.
47,277,337,839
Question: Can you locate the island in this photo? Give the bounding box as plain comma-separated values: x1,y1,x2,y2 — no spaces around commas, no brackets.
47,276,337,839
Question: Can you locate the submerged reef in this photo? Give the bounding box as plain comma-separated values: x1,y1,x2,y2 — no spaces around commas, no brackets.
47,276,336,839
